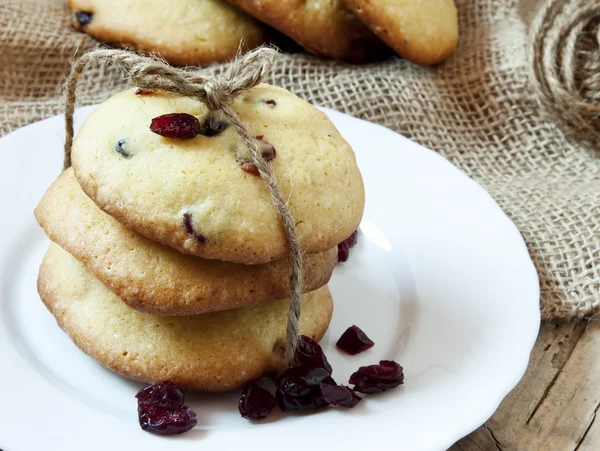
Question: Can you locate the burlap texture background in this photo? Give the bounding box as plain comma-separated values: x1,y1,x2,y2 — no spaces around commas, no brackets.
1,0,598,319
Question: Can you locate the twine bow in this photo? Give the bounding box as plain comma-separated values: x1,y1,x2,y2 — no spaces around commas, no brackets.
63,47,303,367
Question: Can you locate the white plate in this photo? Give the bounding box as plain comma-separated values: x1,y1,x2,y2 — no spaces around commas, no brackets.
0,106,539,451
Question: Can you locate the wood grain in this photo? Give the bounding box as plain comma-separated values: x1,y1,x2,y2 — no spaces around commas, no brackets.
450,319,600,451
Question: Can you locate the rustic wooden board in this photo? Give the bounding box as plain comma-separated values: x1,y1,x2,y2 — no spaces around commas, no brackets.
450,319,600,450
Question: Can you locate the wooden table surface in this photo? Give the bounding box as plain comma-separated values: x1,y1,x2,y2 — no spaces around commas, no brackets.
449,319,599,450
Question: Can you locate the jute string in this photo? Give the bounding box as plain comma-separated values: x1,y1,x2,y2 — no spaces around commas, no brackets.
530,0,600,146
62,47,304,367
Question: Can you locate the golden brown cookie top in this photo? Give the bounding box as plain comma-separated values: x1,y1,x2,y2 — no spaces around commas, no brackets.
71,86,365,264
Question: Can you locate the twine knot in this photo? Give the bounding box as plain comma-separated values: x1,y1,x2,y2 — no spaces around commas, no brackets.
62,47,304,368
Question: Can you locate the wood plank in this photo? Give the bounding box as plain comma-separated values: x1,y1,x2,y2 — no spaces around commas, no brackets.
577,407,600,451
536,320,600,450
450,425,502,450
485,321,587,450
451,320,590,450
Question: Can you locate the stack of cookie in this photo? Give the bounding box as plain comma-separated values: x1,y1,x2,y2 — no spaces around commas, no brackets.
35,83,365,391
67,0,458,65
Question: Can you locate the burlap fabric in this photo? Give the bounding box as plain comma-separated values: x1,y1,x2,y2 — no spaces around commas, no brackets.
1,0,598,319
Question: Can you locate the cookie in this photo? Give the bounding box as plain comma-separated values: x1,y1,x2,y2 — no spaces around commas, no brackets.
35,169,337,315
71,86,365,264
67,0,269,65
38,243,334,391
222,0,385,61
344,0,459,65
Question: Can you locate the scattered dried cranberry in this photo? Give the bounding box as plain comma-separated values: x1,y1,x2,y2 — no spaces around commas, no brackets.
319,384,362,408
264,99,277,107
135,88,153,95
276,387,328,411
277,366,332,398
200,113,229,137
294,335,332,374
136,380,185,408
336,325,375,355
138,404,197,435
150,113,201,140
182,212,207,243
114,139,131,158
349,360,404,394
273,336,337,412
74,11,93,27
136,381,197,435
337,229,359,263
239,380,277,420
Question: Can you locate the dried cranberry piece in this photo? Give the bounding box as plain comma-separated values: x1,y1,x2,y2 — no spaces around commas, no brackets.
337,229,359,263
138,404,197,435
114,139,131,158
150,113,201,140
200,114,229,137
136,381,197,435
349,360,404,394
239,380,277,420
259,142,276,162
136,380,184,408
336,325,375,355
255,135,276,159
239,136,277,176
338,242,350,262
241,162,260,176
319,384,362,408
275,387,328,412
74,11,93,27
135,88,153,95
275,352,334,413
322,375,337,386
182,213,207,243
294,335,332,374
277,366,331,398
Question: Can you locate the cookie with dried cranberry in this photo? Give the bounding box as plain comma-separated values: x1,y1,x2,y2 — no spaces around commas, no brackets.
71,86,365,264
222,0,386,61
38,243,334,391
344,0,459,65
35,169,337,316
67,0,269,65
